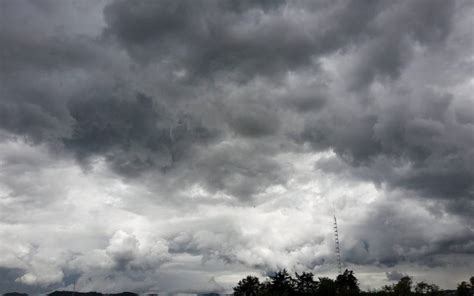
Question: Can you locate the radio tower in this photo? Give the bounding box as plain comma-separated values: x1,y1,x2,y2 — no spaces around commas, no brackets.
333,215,342,275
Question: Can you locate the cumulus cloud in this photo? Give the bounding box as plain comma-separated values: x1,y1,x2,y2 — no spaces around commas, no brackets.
386,270,407,282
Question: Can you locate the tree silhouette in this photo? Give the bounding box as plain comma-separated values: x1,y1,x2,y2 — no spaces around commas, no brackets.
268,269,295,296
414,281,440,295
457,281,471,296
231,270,473,296
393,276,412,296
381,284,394,294
294,272,318,296
233,275,262,296
317,277,336,296
414,281,429,295
335,269,360,295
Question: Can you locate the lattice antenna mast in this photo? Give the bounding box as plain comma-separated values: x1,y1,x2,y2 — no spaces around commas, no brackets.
333,215,342,275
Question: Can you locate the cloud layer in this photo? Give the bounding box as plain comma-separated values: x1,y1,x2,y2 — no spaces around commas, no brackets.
0,0,473,294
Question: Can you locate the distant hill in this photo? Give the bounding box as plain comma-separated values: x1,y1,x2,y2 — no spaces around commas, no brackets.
47,292,138,296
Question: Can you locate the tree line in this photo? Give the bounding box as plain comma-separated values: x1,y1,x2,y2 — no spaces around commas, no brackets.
233,269,474,296
2,272,473,296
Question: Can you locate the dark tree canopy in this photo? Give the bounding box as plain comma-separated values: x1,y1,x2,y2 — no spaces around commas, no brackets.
456,281,471,296
317,277,336,296
233,270,473,296
414,281,440,295
393,276,413,296
294,272,318,296
335,269,360,295
268,269,295,296
233,275,262,296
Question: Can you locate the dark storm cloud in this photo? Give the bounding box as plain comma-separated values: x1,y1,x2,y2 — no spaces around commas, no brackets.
102,0,389,81
309,89,474,204
65,93,217,176
192,141,290,199
0,0,112,143
299,0,470,210
102,0,301,80
347,0,455,89
0,0,221,179
226,100,281,137
3,0,469,203
0,267,43,294
343,199,474,267
298,0,465,199
281,89,328,114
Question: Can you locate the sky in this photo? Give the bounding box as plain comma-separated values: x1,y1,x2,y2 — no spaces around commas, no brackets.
0,0,473,294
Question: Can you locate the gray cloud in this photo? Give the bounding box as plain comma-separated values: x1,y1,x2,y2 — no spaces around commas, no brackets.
346,0,455,90
343,197,474,268
0,267,41,295
102,0,390,82
192,142,290,199
227,104,280,138
308,89,474,206
64,93,218,176
386,270,406,282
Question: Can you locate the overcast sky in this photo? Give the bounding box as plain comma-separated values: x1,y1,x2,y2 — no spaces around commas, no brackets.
0,0,473,294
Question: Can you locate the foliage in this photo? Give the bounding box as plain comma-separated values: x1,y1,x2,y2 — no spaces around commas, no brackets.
393,276,412,296
414,281,440,295
233,270,474,296
233,275,262,296
317,277,336,296
335,270,360,295
268,269,295,296
294,272,318,296
456,281,471,296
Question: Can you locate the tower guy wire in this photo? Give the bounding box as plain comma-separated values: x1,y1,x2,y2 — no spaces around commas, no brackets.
333,215,342,275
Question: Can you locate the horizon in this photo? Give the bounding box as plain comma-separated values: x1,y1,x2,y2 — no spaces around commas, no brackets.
2,269,472,295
